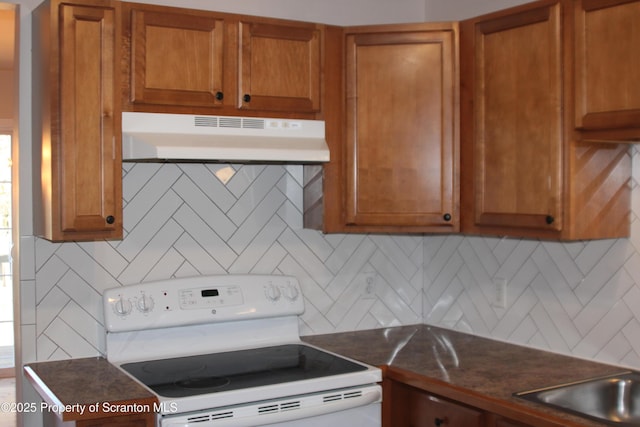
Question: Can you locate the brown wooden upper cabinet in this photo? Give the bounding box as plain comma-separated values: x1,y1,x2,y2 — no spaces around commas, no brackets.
33,0,123,242
574,0,640,135
328,23,459,233
239,21,321,113
123,3,322,117
460,0,631,240
127,6,226,109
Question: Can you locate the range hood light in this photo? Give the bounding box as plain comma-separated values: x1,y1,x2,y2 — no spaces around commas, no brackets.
214,165,236,184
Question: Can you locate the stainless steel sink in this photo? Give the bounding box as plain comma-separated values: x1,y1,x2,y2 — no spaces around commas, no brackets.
515,372,640,426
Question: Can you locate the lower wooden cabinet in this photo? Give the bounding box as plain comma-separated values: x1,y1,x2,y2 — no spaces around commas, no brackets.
491,415,534,427
384,378,484,427
42,412,154,427
76,413,154,427
382,374,576,427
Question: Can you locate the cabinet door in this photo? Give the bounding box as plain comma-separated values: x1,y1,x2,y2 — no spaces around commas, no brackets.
467,3,563,232
385,379,484,427
345,28,458,230
574,0,640,130
77,413,154,427
58,2,122,240
239,21,321,113
129,7,225,108
492,416,532,427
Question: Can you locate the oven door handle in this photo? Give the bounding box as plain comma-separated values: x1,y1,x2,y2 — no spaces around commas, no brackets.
160,385,382,427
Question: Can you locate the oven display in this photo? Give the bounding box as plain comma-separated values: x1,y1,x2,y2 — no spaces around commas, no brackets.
201,289,219,297
179,285,243,309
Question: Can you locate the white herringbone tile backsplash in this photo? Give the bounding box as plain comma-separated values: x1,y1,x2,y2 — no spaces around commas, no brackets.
425,145,640,369
23,145,640,369
28,162,423,361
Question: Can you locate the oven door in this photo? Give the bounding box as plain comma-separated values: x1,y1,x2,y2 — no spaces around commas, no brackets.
159,384,381,427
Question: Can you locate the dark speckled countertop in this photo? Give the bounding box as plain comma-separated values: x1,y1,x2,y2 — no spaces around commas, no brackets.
23,325,627,425
24,357,157,422
302,324,627,427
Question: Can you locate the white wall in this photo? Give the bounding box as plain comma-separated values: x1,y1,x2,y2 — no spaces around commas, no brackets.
424,0,532,20
123,0,427,25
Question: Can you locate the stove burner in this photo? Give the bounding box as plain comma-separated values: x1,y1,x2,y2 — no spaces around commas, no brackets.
176,376,230,389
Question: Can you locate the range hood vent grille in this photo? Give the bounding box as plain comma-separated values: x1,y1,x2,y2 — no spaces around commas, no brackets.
122,112,329,163
193,116,267,130
193,116,219,128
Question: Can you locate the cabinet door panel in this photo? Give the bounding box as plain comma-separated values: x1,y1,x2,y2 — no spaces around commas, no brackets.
345,30,457,229
77,413,154,427
59,3,121,236
473,4,562,231
493,416,532,427
386,379,483,427
574,0,640,129
239,22,321,112
130,9,225,107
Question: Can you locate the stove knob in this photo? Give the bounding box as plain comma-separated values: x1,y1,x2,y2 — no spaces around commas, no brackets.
113,297,132,316
137,294,155,313
283,284,299,301
265,284,281,302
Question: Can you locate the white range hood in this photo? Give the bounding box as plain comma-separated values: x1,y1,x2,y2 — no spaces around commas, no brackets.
122,112,330,163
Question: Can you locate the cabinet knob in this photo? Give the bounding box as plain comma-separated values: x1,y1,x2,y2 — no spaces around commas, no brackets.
443,213,452,222
106,215,115,225
215,91,224,101
545,215,555,225
434,418,446,426
243,94,252,103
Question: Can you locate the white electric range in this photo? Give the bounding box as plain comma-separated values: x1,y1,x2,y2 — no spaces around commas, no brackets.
103,275,382,427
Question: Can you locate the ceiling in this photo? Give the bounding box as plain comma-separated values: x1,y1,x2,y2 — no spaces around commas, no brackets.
0,7,15,70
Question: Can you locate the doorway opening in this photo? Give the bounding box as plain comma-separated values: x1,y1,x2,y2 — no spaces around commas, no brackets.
0,2,16,380
0,133,11,378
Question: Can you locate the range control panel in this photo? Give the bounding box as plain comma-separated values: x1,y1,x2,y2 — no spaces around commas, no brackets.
103,275,304,333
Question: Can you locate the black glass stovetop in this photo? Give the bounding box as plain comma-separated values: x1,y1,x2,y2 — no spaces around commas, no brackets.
120,344,367,398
